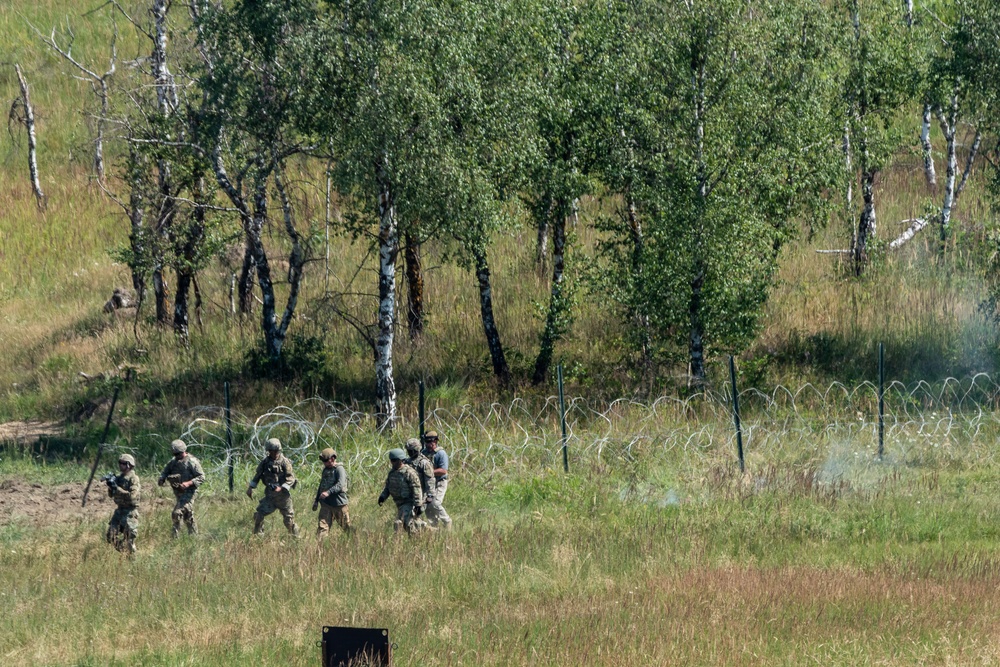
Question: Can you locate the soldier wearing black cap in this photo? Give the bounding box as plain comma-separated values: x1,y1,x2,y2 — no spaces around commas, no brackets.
377,448,424,534
422,430,452,528
313,448,351,537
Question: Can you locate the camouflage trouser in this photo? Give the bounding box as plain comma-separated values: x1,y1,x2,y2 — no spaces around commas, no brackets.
107,507,139,553
317,504,351,538
254,491,298,536
393,502,420,534
425,480,451,528
171,492,197,536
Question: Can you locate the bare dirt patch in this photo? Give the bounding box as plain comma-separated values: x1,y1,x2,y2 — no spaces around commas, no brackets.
0,477,176,528
0,421,63,445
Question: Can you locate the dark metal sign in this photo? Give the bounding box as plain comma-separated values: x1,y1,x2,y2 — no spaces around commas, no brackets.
321,626,392,667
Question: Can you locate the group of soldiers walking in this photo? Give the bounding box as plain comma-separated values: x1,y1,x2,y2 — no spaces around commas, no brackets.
104,431,452,554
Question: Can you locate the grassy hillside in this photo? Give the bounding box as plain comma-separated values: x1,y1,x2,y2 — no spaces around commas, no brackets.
2,2,1000,431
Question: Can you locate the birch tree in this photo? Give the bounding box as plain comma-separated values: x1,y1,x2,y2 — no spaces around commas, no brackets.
892,2,986,254
194,0,319,358
598,0,840,386
840,0,918,274
303,0,467,427
525,0,596,386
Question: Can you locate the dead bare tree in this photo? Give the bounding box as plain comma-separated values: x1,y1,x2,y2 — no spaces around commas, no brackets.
33,18,117,183
10,65,45,209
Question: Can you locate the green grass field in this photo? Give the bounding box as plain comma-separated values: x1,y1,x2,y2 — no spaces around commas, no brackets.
4,1,1000,665
3,419,1000,666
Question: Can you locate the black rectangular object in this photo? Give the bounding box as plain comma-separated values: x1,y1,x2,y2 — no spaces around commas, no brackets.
322,626,391,667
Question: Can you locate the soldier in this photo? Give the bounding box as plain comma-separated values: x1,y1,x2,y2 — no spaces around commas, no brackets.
246,438,299,537
313,448,351,537
157,439,206,537
377,448,424,534
405,438,450,529
422,430,452,527
106,453,140,554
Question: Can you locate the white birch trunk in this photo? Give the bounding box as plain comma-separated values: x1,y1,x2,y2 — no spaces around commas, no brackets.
36,26,115,182
889,218,929,249
921,103,937,188
375,172,398,429
936,94,959,249
956,128,981,202
14,65,44,208
152,0,177,116
843,121,853,209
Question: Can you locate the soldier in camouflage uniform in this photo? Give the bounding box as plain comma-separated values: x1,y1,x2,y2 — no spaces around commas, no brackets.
404,438,434,530
157,439,206,537
106,453,140,554
377,448,424,534
246,438,299,537
312,448,351,537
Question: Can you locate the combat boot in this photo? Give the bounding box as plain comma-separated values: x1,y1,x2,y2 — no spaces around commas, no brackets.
172,523,181,539
187,521,198,535
252,512,266,535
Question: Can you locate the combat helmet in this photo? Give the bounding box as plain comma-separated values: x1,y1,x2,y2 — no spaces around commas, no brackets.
265,438,282,452
170,439,187,454
118,453,136,467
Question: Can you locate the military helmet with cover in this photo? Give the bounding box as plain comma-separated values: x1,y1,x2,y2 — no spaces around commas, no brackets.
170,439,187,454
118,453,136,467
265,438,282,452
404,437,422,454
319,447,337,461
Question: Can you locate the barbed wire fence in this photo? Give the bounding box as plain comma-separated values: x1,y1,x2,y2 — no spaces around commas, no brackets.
113,373,1000,493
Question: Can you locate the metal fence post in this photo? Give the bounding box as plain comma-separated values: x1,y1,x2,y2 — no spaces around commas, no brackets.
418,379,425,440
225,381,234,493
558,364,568,473
729,356,745,473
878,342,885,460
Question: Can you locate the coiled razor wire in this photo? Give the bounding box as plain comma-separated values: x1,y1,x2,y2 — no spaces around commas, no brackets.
119,374,1000,489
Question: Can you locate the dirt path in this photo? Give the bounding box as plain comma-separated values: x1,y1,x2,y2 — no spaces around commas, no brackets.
0,477,176,528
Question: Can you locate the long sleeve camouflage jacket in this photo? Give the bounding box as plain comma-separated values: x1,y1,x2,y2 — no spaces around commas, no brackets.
158,455,206,495
250,455,296,495
406,454,435,500
110,470,140,509
378,465,422,507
